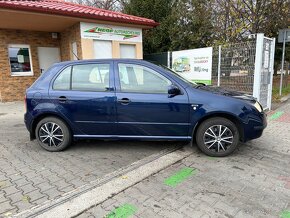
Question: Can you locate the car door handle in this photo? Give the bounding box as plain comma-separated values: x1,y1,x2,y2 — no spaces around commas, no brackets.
58,96,67,103
118,98,131,105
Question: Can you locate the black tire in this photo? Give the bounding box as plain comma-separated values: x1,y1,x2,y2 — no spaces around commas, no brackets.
35,117,72,152
195,117,240,157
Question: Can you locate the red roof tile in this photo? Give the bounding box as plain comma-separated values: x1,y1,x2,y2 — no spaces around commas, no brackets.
0,0,159,27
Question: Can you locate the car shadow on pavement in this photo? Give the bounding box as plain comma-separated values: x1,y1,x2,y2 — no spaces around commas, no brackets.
68,140,185,151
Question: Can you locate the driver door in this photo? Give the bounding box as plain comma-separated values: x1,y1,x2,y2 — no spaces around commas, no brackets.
114,61,190,138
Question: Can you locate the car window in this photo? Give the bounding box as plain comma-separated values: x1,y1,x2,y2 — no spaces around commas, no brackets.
118,64,171,94
53,66,71,90
72,64,110,92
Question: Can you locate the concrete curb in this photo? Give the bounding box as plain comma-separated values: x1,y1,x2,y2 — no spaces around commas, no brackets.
281,94,290,103
15,146,193,218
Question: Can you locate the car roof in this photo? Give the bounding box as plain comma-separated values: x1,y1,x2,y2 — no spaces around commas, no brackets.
54,59,151,67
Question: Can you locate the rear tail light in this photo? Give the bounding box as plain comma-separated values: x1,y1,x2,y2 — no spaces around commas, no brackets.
24,94,27,113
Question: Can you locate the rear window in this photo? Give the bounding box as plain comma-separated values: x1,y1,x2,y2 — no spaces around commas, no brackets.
52,63,110,92
53,66,71,90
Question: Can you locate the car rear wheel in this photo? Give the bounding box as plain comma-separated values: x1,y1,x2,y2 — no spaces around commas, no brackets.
35,117,72,152
195,117,239,157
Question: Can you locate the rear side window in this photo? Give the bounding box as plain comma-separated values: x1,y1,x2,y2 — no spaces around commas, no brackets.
53,66,71,90
72,64,110,91
52,64,110,92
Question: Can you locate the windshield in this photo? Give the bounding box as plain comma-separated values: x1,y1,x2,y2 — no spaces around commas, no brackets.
157,64,198,86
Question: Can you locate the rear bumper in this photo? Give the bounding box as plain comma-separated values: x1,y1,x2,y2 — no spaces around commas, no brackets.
24,112,34,139
242,112,267,142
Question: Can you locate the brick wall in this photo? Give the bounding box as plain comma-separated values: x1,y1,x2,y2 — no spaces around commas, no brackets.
0,29,60,102
60,23,82,61
0,23,83,102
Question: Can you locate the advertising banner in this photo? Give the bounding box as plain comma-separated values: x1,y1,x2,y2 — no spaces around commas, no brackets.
80,22,142,43
172,47,213,85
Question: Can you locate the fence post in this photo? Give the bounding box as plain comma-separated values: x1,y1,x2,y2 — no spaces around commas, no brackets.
253,33,264,101
279,30,287,96
268,38,276,110
167,51,171,68
217,45,222,86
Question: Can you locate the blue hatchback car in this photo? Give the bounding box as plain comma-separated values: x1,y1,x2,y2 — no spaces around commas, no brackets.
24,59,266,156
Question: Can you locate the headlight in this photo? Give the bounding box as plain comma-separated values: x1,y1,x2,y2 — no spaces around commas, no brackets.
253,101,262,112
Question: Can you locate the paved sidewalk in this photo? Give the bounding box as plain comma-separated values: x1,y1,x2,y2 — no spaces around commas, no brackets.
250,101,290,154
79,102,290,218
0,102,176,216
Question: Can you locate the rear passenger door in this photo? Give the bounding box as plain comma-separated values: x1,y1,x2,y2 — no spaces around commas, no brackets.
49,61,117,136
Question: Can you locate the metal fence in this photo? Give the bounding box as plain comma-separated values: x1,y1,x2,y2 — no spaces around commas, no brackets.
144,52,170,67
211,40,257,94
144,34,275,109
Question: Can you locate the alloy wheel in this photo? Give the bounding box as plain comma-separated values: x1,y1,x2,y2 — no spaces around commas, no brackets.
203,125,233,153
39,122,64,147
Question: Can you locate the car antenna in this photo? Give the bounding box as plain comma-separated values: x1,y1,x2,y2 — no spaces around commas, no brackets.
72,50,80,60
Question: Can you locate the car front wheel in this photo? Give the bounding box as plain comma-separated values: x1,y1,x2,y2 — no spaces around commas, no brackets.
195,117,240,157
35,117,72,152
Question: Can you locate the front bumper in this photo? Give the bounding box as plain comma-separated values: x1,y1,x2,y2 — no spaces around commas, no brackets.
242,112,267,142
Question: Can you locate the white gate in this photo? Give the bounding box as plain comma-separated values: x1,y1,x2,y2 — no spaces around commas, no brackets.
211,33,276,111
253,34,276,110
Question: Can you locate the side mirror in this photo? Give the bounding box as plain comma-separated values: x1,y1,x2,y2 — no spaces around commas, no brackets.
168,85,181,98
196,82,206,86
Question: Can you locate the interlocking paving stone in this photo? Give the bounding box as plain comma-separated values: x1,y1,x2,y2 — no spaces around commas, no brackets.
80,101,290,218
41,187,64,200
0,200,16,214
0,102,174,216
164,167,197,187
105,204,137,218
20,184,38,195
2,186,20,196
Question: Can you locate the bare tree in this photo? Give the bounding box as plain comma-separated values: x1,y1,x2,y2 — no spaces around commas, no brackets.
210,0,289,44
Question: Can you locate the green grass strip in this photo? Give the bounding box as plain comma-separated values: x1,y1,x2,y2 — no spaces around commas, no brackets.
164,167,197,187
280,210,290,218
106,204,137,218
269,111,284,120
191,80,212,85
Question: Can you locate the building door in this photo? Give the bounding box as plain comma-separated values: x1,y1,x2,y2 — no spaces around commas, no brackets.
94,40,112,59
120,44,136,58
37,47,60,73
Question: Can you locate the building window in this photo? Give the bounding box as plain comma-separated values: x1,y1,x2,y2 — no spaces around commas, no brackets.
93,40,112,59
120,44,136,59
8,44,33,76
